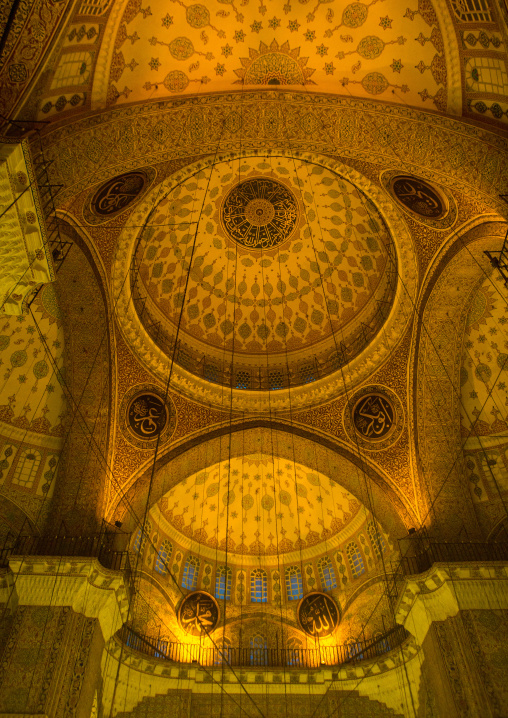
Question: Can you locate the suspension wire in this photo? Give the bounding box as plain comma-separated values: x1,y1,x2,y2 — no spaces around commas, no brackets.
279,95,419,716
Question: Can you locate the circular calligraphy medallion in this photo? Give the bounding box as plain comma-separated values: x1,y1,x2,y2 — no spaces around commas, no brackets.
127,393,168,440
352,393,395,442
178,591,219,636
221,178,299,250
91,172,147,217
298,592,339,638
391,176,446,219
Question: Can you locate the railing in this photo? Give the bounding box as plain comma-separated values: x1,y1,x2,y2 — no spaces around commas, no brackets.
0,533,132,575
118,624,409,669
398,540,508,577
387,540,508,606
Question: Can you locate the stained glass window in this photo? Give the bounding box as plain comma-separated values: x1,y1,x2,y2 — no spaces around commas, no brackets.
215,565,232,600
250,568,267,602
250,634,267,665
367,522,385,559
155,540,172,574
346,541,365,578
182,555,200,590
285,565,303,601
133,521,152,554
317,556,337,590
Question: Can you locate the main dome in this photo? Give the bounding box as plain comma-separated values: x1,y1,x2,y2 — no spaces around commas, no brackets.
132,153,397,390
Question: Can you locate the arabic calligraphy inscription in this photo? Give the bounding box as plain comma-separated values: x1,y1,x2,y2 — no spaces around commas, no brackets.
91,171,147,217
221,178,298,250
127,393,168,440
298,592,339,638
391,176,445,219
352,393,395,441
178,591,219,636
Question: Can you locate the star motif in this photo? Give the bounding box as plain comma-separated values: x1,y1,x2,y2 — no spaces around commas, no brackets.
316,43,328,56
214,63,226,76
268,16,281,29
390,58,403,73
148,57,161,71
324,62,335,75
288,19,300,31
251,20,263,31
304,29,316,41
161,13,173,28
234,29,246,42
379,15,392,29
222,43,233,57
283,1,292,12
258,3,267,15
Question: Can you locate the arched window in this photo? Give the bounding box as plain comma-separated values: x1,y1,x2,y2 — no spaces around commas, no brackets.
317,556,337,590
250,634,267,665
51,52,93,89
215,565,232,600
79,0,111,15
155,540,172,575
250,568,267,603
286,636,303,666
451,0,492,22
367,522,386,559
133,521,152,554
214,637,232,665
12,449,41,488
346,541,365,578
182,555,200,590
285,565,303,601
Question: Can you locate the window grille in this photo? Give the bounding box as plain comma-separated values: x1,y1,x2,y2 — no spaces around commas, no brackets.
236,370,251,389
285,565,303,601
182,555,200,590
367,522,385,559
215,565,232,600
268,369,284,390
250,568,267,602
133,521,152,554
451,0,493,22
317,556,337,590
155,540,173,574
204,363,220,383
299,364,315,384
465,57,508,96
12,450,41,488
250,634,267,665
79,0,111,15
51,52,92,89
346,541,365,578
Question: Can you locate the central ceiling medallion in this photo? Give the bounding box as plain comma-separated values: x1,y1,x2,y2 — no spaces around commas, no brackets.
221,177,298,250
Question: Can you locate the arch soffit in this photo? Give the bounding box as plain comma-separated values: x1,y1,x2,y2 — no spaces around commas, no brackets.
114,422,413,541
408,218,507,532
40,93,508,215
52,218,118,513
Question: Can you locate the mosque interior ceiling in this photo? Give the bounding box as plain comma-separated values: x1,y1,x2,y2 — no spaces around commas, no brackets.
0,0,508,704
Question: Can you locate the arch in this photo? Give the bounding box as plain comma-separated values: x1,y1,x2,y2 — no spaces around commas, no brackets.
250,633,268,665
410,219,507,539
114,424,412,545
12,450,41,489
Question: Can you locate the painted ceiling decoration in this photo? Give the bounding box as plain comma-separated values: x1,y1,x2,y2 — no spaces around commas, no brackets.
131,152,397,390
150,452,374,563
96,0,452,114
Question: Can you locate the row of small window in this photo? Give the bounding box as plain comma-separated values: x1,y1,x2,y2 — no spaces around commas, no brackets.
134,522,385,601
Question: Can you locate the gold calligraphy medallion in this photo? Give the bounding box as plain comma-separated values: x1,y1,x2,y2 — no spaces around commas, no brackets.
91,171,147,217
127,393,168,440
178,591,220,636
391,176,446,219
221,177,299,250
298,592,339,638
352,393,395,441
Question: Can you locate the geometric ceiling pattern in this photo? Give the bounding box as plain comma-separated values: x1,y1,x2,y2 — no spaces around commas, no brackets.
154,453,364,557
135,153,395,377
107,0,448,111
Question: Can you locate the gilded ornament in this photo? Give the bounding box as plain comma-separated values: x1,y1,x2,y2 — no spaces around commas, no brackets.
178,591,219,635
298,592,339,637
